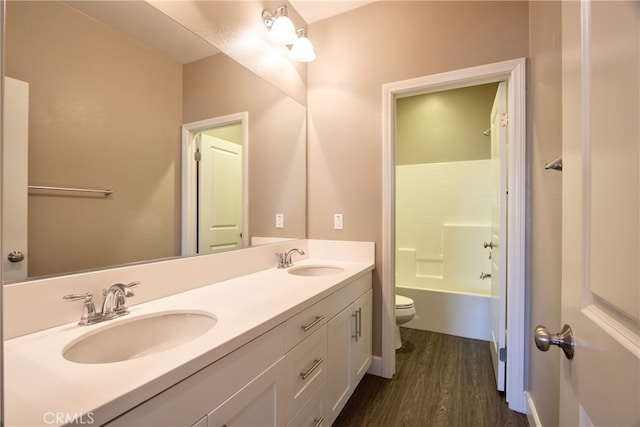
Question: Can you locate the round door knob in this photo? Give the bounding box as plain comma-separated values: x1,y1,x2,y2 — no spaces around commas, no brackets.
534,324,575,359
7,251,25,263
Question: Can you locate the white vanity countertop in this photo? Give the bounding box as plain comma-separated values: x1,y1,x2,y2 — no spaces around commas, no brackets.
4,258,374,427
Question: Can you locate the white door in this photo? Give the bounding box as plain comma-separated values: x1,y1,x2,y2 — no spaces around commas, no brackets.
2,77,29,282
489,81,507,392
553,2,639,425
197,133,243,253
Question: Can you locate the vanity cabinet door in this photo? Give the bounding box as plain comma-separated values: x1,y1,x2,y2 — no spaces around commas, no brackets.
104,325,285,427
326,288,373,425
326,302,355,424
352,289,372,384
207,357,285,427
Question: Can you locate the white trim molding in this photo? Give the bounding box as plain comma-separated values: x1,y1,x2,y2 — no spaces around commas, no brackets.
381,58,527,412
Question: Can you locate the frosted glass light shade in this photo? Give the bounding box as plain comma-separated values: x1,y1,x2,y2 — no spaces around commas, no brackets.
291,36,316,62
270,15,297,45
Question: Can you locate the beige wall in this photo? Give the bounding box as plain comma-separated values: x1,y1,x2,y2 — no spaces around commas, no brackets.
307,0,529,359
150,0,308,106
396,83,496,165
5,1,182,277
527,1,563,424
183,53,306,240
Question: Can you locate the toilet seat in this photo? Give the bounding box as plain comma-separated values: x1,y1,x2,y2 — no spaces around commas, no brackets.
395,294,414,309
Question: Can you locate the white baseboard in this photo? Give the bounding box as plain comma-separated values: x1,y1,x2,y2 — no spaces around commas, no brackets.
367,355,383,377
525,391,542,427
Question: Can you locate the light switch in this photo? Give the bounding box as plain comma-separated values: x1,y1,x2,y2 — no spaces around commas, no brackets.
275,213,284,229
334,214,343,230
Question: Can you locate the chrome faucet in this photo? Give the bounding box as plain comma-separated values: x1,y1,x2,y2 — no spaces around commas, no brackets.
276,248,305,268
101,281,139,320
64,281,139,325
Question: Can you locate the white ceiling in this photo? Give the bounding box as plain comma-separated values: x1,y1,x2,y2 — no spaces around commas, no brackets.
290,1,377,24
64,1,376,64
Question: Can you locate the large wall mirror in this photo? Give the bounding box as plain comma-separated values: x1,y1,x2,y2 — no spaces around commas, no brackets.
2,1,307,283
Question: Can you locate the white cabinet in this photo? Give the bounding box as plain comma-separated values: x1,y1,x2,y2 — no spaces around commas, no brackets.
286,381,327,427
326,288,372,425
105,325,286,427
105,272,372,427
283,326,328,422
352,289,373,384
207,358,286,426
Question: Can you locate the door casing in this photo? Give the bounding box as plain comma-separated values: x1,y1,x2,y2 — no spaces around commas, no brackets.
381,58,527,412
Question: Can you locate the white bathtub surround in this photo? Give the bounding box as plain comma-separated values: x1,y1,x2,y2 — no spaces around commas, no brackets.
396,160,492,292
396,160,493,341
3,239,374,426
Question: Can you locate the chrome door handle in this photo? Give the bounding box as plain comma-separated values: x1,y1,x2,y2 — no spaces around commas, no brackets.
534,324,575,359
7,250,24,262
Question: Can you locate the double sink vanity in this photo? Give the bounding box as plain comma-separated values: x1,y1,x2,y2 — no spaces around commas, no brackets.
3,240,375,426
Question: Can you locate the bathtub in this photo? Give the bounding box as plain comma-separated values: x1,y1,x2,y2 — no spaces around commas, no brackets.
395,224,493,342
396,284,491,341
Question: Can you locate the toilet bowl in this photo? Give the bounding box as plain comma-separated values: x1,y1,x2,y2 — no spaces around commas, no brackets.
395,295,415,349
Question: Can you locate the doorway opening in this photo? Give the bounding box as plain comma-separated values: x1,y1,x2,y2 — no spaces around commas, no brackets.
394,81,505,382
381,59,526,413
182,112,249,256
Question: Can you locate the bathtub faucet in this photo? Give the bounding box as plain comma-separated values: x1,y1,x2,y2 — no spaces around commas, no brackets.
480,272,492,280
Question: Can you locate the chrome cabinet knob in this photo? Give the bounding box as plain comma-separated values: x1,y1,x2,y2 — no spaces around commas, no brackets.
534,324,575,359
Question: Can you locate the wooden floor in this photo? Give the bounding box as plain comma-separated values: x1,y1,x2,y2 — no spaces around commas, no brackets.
333,328,529,427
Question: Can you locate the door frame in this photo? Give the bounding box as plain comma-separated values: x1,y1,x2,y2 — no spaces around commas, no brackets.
381,58,527,412
182,112,249,256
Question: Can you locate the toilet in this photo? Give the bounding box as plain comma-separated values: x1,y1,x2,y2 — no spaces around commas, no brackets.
395,294,416,349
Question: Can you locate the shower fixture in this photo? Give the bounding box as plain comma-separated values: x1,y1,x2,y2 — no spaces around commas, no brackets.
482,128,491,136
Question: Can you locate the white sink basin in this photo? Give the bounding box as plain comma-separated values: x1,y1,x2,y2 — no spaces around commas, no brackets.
288,265,345,277
63,310,217,364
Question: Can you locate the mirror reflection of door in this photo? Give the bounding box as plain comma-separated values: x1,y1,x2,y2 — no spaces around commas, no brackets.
197,128,243,253
182,113,248,257
2,77,29,282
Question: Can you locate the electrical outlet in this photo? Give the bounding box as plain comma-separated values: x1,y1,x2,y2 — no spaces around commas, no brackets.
275,213,284,229
334,214,343,230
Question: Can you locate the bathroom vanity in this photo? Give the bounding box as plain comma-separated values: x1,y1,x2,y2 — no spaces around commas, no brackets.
3,240,374,426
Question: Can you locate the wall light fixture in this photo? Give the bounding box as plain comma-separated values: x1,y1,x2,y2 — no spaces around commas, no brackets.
262,4,316,62
290,27,316,62
262,5,297,45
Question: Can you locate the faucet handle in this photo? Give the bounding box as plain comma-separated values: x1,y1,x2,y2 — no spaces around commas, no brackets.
124,281,140,294
63,292,100,325
276,253,287,269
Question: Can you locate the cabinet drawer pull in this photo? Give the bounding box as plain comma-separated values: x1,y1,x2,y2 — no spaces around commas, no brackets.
301,315,325,332
299,358,324,380
312,417,325,427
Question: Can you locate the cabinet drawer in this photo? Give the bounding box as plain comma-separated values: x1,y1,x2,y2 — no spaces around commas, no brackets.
287,381,327,427
284,325,328,422
325,272,372,320
285,298,328,351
